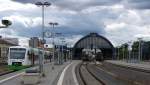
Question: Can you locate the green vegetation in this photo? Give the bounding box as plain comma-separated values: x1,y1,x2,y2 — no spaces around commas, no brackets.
117,41,150,60
7,65,30,71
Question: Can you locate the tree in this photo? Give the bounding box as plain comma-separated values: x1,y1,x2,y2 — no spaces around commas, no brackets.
117,43,128,60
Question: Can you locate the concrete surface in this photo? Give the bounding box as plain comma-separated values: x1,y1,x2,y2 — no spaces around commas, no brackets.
0,61,71,85
57,60,81,85
103,60,150,85
106,60,150,71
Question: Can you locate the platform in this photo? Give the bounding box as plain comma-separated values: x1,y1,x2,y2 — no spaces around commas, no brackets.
105,60,150,72
0,61,71,85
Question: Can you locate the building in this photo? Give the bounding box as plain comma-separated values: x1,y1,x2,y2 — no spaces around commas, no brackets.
73,33,114,60
29,37,44,48
29,37,39,48
0,38,18,64
3,38,18,45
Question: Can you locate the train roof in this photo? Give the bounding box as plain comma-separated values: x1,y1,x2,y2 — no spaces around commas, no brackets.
9,46,28,49
9,46,51,53
9,46,39,50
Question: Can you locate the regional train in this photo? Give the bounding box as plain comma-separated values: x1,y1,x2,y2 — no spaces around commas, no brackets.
82,48,103,61
8,46,51,66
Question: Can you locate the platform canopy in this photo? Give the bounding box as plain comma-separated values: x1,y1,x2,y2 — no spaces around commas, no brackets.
73,33,115,60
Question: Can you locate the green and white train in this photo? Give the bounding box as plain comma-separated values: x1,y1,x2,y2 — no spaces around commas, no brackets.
8,46,51,66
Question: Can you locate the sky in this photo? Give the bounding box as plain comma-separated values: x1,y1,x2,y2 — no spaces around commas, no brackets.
0,0,150,47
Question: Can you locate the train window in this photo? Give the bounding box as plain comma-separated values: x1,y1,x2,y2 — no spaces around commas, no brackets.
10,48,26,59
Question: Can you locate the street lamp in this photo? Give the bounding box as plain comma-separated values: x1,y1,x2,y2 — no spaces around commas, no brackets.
35,1,51,42
49,22,59,27
49,22,59,69
35,1,51,75
0,20,12,28
0,19,12,38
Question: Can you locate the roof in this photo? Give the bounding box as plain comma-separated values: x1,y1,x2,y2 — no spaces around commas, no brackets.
74,33,114,49
9,46,27,48
0,39,17,46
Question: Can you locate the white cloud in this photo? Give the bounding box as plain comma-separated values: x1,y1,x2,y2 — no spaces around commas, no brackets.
111,4,124,9
105,22,126,31
134,34,150,38
0,0,36,12
0,0,150,47
3,15,42,28
18,37,29,46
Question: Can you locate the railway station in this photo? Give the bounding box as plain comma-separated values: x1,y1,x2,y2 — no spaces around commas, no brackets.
1,32,150,85
73,33,115,60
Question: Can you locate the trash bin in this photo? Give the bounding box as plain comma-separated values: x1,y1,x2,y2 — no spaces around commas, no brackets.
21,69,40,85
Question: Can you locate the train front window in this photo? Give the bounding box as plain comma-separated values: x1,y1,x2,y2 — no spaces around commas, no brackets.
10,48,26,59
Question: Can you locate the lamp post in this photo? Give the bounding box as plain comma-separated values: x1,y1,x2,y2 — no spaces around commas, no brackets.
0,20,12,28
138,38,143,62
60,37,65,63
49,22,58,69
55,32,62,64
117,46,120,60
0,19,12,38
62,39,65,63
35,1,51,74
68,42,72,61
128,41,132,63
35,2,51,42
122,45,125,61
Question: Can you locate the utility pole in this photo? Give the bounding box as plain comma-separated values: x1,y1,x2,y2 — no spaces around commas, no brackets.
69,43,72,61
62,40,65,63
49,22,59,69
35,1,51,74
128,41,132,63
138,38,142,62
60,37,65,63
122,45,125,61
117,47,120,60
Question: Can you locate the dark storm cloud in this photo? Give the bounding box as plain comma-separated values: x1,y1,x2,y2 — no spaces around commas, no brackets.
125,0,150,9
44,20,105,37
12,0,40,3
12,0,121,11
12,0,150,10
53,0,121,11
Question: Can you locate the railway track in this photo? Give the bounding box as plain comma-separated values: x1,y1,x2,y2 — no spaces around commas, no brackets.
76,62,105,85
76,62,133,85
87,63,133,85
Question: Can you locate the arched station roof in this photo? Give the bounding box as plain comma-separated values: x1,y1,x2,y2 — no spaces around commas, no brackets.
74,33,114,49
73,33,115,60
